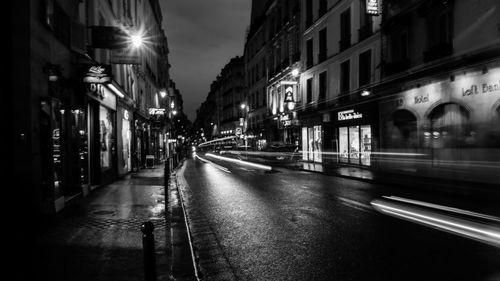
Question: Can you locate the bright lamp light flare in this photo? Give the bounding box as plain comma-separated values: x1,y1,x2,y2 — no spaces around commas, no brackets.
130,34,144,48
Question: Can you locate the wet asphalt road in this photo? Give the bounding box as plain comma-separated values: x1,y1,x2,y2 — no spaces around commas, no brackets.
179,153,500,281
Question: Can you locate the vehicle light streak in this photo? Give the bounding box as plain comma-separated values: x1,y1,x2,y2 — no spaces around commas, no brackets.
371,199,500,248
206,153,272,171
382,196,500,222
195,154,231,173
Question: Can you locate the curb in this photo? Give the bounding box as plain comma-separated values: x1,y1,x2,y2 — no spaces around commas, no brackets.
168,160,200,281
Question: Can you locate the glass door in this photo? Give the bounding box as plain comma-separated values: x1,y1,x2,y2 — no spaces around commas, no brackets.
349,126,360,164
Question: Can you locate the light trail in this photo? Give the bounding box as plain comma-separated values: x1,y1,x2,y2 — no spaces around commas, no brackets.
371,198,500,248
205,153,272,171
195,154,231,173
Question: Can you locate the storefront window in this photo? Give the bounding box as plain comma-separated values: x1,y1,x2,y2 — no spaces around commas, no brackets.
122,115,131,172
360,125,372,165
313,125,323,162
339,127,349,162
72,108,88,185
52,100,65,195
349,126,360,164
99,105,114,171
302,127,308,160
308,127,314,161
338,125,372,165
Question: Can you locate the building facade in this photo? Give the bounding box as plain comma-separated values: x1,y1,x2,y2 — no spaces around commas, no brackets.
298,0,382,164
373,0,500,184
12,0,170,215
244,0,271,149
265,0,302,148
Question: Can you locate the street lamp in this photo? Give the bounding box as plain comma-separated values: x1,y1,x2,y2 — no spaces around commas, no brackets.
160,89,167,98
130,32,144,49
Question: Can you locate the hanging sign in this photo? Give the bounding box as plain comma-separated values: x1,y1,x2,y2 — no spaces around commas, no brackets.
366,0,380,16
83,64,111,83
284,86,294,103
148,108,165,115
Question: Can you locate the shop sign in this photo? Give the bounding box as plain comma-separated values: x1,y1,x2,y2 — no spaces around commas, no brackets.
87,83,105,99
235,127,242,136
83,65,111,83
366,0,380,15
414,93,429,104
148,108,165,115
284,87,294,103
123,109,130,120
461,81,500,97
338,109,363,121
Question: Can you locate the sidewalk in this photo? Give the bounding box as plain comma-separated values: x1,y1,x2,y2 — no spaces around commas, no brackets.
31,165,170,281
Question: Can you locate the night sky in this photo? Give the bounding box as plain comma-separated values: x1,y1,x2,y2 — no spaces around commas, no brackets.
160,0,251,122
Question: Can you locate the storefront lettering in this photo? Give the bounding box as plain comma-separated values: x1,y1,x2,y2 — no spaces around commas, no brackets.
414,93,429,104
462,85,479,96
87,83,105,99
462,82,500,97
338,109,363,121
482,81,500,93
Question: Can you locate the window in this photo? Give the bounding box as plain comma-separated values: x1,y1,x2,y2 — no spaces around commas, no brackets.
359,0,373,40
319,28,327,63
306,38,313,68
319,71,327,101
306,0,313,27
306,78,313,104
319,0,327,17
340,60,350,93
359,49,372,86
340,8,351,51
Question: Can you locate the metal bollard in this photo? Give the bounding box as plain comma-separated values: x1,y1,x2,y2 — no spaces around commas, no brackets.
141,221,157,281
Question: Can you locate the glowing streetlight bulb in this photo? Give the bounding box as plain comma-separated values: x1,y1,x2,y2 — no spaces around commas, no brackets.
130,34,144,48
291,68,299,77
240,103,246,109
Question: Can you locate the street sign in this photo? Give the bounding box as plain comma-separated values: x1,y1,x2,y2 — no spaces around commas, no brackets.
235,127,242,136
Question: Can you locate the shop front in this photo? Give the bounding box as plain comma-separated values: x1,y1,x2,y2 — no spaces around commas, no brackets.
82,65,118,187
118,107,132,175
301,115,323,163
378,61,500,182
332,104,378,166
40,78,88,212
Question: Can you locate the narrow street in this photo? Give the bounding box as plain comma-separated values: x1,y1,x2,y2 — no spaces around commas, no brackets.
177,154,500,281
